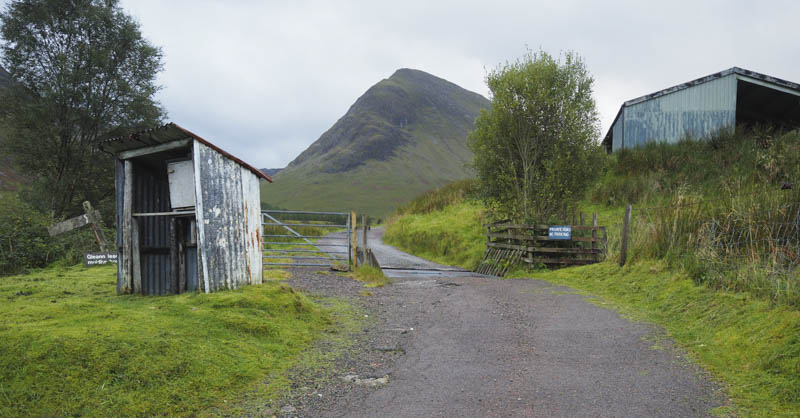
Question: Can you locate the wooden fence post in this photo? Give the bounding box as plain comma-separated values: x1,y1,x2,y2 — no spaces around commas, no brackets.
592,212,598,262
580,212,585,226
351,212,358,268
361,214,367,251
620,204,632,267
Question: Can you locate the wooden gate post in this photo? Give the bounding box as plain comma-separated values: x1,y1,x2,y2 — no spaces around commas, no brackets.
83,201,109,252
620,205,632,267
592,212,598,262
351,212,358,268
361,213,368,252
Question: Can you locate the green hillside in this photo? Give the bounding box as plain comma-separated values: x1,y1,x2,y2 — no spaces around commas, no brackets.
261,68,489,217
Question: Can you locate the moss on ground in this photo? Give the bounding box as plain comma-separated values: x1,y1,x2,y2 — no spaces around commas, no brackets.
0,264,350,416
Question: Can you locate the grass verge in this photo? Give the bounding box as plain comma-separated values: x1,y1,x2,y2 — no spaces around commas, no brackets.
384,201,486,270
506,261,800,416
349,265,392,288
0,264,346,416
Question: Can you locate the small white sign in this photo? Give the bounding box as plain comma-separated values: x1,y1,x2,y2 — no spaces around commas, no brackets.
548,226,572,240
84,252,118,267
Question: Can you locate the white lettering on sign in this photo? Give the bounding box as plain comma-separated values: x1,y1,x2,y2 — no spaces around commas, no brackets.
83,252,118,267
548,226,572,240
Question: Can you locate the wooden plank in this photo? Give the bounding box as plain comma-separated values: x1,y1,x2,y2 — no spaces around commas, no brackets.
522,257,596,265
487,233,605,243
131,217,142,294
48,214,90,236
487,232,537,241
121,160,133,293
528,247,601,254
118,138,191,160
487,242,528,251
489,249,503,276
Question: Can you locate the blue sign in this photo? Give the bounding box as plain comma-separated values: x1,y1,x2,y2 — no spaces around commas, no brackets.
548,226,571,240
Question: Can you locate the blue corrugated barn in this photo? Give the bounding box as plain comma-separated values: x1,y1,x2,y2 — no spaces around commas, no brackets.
100,123,273,295
603,67,800,152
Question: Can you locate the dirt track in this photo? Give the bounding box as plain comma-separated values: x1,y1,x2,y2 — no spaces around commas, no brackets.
280,228,722,417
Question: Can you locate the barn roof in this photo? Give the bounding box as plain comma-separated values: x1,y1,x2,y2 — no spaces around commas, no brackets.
100,122,272,182
602,67,800,151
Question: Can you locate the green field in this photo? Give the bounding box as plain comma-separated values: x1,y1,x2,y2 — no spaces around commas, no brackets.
0,264,357,416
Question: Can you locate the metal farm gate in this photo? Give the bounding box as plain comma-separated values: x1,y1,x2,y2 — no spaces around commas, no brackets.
262,210,352,269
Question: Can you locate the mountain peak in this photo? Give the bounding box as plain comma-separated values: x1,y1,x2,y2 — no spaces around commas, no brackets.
263,69,489,216
284,68,488,173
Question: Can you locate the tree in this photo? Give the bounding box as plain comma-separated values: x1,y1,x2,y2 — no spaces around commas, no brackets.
469,49,603,222
0,0,164,219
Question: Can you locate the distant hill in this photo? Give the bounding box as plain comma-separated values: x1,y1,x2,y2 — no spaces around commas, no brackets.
259,168,282,177
261,68,489,217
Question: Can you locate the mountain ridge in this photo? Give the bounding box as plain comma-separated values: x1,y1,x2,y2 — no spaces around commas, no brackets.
261,68,489,217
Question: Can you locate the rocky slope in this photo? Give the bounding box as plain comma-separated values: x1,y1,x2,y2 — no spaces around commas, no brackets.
261,68,489,217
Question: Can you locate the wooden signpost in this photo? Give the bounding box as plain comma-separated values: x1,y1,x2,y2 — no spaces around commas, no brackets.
48,201,112,261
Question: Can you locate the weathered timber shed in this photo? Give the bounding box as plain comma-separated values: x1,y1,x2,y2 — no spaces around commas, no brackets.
100,123,273,295
603,67,800,152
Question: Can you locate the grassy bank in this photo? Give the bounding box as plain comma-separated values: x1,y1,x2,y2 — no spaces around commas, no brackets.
385,200,486,270
0,264,354,416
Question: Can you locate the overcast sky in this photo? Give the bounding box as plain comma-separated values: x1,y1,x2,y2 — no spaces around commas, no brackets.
104,1,800,168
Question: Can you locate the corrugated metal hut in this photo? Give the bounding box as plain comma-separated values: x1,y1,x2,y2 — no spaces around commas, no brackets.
100,123,273,295
603,67,800,152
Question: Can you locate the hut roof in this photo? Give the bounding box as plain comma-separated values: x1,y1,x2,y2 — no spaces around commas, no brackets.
100,123,272,182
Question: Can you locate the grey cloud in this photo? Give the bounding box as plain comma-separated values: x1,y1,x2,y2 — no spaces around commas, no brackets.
14,0,799,168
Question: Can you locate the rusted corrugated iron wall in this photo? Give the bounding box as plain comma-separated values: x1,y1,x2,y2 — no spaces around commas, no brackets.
194,141,261,292
612,73,737,151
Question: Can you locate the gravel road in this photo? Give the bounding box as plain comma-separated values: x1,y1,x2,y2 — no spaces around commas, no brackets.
278,228,722,417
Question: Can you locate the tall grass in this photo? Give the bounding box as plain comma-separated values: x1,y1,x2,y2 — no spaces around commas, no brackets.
395,179,478,215
385,180,486,269
595,128,800,306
